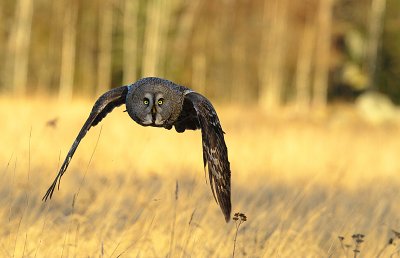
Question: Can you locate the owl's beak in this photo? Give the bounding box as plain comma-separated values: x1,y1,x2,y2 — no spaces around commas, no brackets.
151,105,157,123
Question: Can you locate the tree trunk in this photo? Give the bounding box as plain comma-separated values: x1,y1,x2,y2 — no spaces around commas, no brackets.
122,0,139,84
59,1,78,101
35,1,61,95
365,0,386,89
142,0,172,77
142,0,162,76
232,25,249,103
97,0,114,95
11,0,34,96
78,3,97,96
259,0,289,111
170,0,200,79
191,35,207,94
312,0,334,110
295,20,315,113
0,3,4,87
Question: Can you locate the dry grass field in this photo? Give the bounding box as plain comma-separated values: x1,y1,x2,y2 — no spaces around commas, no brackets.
1,97,400,257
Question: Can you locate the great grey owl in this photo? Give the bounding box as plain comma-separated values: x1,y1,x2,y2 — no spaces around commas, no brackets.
43,77,231,222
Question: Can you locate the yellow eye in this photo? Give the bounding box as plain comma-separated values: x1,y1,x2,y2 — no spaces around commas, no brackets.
143,98,149,105
157,99,164,105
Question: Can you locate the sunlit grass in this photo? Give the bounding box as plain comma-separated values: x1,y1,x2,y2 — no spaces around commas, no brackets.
1,96,400,257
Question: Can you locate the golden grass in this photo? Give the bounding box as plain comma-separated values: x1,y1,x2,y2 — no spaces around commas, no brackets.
1,96,400,257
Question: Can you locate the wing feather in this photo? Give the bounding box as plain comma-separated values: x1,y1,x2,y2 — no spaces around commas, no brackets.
180,92,231,222
42,86,129,201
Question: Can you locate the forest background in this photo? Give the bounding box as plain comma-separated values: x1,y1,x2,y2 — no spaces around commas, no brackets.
1,0,399,108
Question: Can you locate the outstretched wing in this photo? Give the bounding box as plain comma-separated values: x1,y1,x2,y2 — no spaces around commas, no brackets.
176,91,231,222
42,86,129,201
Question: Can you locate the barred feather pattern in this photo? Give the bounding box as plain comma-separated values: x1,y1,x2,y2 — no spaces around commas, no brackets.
184,92,231,222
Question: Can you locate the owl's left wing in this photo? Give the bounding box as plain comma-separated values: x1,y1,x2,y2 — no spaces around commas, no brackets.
176,91,231,222
42,86,129,201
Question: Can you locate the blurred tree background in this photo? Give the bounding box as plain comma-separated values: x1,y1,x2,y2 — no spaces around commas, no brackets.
0,0,398,109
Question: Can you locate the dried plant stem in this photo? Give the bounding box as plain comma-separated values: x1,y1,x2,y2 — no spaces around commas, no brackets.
232,222,241,258
232,212,247,258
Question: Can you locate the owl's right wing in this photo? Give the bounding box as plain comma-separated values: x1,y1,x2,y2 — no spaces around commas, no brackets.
42,86,129,201
175,91,231,222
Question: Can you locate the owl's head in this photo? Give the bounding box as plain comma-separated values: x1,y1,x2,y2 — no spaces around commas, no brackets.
126,78,184,128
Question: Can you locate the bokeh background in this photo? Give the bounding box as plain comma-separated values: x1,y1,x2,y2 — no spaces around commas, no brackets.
1,0,400,257
1,0,399,107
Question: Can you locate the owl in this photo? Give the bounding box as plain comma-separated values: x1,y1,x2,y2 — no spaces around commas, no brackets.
43,77,231,222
